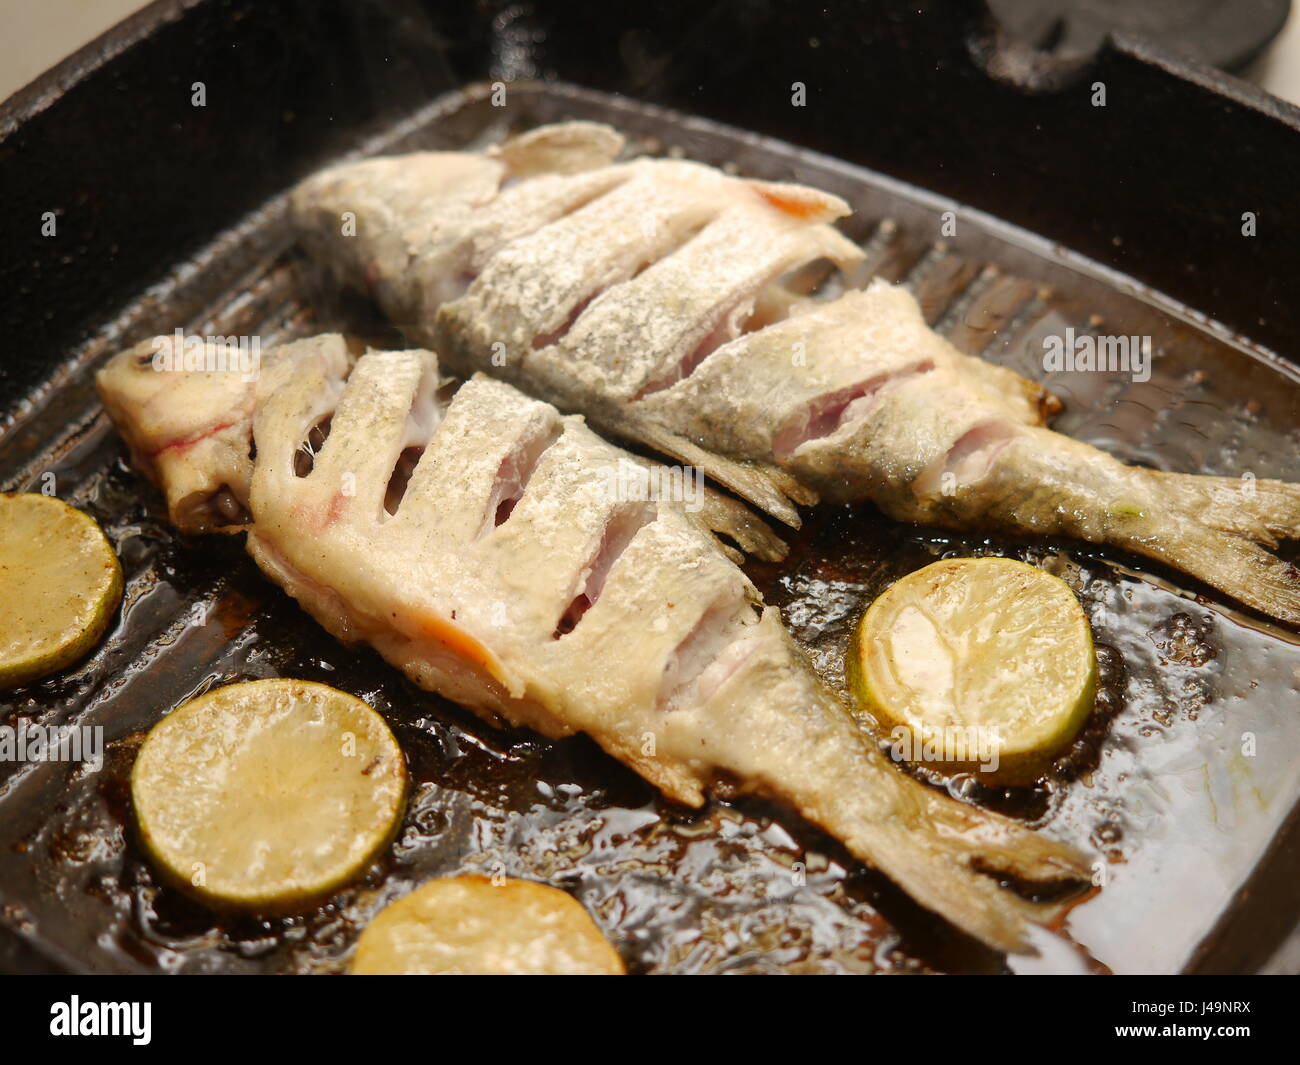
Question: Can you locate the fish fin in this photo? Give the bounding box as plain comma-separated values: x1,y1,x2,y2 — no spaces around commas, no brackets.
961,430,1300,626
490,121,625,179
1143,521,1300,625
609,746,709,808
958,354,1062,426
723,628,1092,955
691,497,789,564
616,414,814,529
611,452,787,563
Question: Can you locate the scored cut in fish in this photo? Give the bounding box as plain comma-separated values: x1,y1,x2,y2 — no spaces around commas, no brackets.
96,332,782,563
290,121,1300,625
98,334,1090,954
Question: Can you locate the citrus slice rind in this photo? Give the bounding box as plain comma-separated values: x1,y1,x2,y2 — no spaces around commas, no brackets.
131,679,407,913
0,493,123,690
851,557,1097,785
350,875,626,975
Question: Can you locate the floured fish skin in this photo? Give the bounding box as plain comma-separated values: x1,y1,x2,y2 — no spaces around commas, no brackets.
96,334,784,564
96,333,345,534
291,122,631,346
99,334,1091,954
291,122,1300,624
645,282,1300,624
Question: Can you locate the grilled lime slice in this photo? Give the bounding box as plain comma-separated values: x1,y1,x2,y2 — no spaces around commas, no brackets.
850,557,1096,785
132,679,407,912
351,876,626,975
0,493,122,690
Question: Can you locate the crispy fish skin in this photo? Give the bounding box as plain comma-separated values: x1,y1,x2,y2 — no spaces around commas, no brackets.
649,282,1300,624
98,334,1090,954
290,122,1300,624
95,333,329,533
95,333,785,564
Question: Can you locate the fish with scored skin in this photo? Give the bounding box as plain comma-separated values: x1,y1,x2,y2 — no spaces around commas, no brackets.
98,335,1090,954
96,333,785,562
290,122,1300,624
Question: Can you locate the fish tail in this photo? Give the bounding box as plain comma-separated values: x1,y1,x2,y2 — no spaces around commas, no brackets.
846,766,1093,954
1128,469,1300,625
716,622,1092,953
961,429,1300,625
1145,469,1300,546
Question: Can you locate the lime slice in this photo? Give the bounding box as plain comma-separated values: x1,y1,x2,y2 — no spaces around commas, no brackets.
850,557,1096,785
132,679,407,912
351,876,626,975
0,493,122,690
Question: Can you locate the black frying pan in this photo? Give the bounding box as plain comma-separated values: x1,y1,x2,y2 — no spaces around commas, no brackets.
1,0,1298,974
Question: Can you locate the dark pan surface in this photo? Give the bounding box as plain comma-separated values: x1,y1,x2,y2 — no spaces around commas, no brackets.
1,81,1299,974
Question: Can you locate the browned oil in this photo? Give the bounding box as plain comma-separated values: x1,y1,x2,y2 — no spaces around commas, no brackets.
0,439,998,974
1,432,1294,974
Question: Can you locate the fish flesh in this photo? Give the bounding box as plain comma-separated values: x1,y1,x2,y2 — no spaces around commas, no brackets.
290,122,1300,624
98,334,1090,953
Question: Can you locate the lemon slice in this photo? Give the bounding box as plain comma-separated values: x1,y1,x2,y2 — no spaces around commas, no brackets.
850,557,1096,785
351,876,626,975
132,679,407,912
0,493,123,690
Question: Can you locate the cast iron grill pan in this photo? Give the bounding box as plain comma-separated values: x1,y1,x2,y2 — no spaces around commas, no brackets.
1,80,1298,975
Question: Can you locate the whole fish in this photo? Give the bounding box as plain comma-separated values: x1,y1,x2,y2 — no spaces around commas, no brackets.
98,334,1089,953
290,122,1300,624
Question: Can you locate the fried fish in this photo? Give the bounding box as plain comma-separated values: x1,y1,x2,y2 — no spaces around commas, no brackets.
290,122,1300,624
98,334,1090,952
